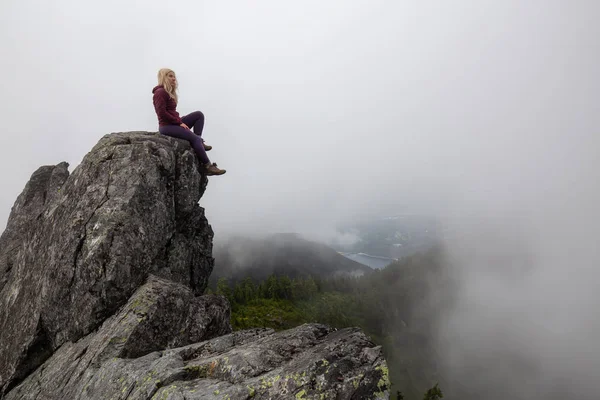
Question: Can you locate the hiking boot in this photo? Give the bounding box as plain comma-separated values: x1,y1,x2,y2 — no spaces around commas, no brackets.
201,162,226,176
203,143,212,151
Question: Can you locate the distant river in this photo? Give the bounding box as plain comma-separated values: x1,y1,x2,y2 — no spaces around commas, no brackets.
338,252,397,270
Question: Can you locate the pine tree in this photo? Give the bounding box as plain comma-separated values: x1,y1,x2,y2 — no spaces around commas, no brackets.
422,383,443,400
216,277,233,302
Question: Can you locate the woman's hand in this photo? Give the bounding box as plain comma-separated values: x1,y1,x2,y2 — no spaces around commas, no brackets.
180,123,190,130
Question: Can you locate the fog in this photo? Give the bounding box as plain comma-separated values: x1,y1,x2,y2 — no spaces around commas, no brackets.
1,1,599,398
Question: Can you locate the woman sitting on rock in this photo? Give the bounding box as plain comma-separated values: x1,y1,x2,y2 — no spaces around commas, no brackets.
152,68,226,176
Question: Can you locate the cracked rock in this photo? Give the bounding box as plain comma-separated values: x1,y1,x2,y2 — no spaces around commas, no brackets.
4,275,232,400
0,132,212,394
6,323,389,400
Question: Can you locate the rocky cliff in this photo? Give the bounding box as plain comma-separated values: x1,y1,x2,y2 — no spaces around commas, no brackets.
0,132,389,399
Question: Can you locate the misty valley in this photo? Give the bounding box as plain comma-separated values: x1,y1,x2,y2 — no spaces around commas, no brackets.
208,218,448,399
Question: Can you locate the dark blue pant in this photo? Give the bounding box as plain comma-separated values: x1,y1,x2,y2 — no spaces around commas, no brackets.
159,111,209,164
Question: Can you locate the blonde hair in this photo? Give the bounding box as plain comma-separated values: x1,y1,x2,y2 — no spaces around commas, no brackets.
157,68,178,103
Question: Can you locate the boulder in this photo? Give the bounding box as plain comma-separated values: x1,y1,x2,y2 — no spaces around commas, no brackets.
0,132,213,393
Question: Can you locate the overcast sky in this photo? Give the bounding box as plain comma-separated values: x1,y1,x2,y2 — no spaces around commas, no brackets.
1,0,595,240
1,1,599,397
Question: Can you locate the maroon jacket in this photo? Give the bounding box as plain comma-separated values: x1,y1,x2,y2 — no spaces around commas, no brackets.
152,85,182,126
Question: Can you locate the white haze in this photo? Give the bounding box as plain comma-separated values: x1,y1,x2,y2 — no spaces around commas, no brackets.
1,1,599,398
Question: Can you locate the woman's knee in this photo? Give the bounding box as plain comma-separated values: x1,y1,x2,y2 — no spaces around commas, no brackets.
189,110,204,121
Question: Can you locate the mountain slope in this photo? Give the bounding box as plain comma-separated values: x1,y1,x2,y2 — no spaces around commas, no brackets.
211,232,373,284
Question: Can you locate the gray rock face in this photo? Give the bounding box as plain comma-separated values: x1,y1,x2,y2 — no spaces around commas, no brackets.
5,275,232,400
0,162,70,292
6,322,389,400
0,132,212,393
0,132,390,399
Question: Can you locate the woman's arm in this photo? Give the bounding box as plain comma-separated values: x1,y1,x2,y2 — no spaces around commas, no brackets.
153,89,182,125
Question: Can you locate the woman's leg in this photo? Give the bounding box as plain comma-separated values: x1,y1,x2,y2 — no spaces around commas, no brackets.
181,111,211,150
180,111,205,137
159,125,210,164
